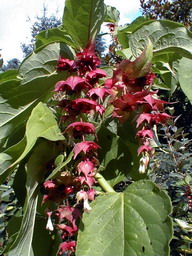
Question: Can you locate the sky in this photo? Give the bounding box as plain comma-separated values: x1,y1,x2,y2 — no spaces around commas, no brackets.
0,0,141,63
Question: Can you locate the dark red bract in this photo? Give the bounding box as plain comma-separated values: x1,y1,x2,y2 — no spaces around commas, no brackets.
64,122,95,138
73,141,100,159
57,58,76,72
64,98,105,116
55,76,91,94
76,42,101,74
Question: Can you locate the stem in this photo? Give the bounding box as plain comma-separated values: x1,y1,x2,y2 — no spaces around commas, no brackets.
95,173,115,193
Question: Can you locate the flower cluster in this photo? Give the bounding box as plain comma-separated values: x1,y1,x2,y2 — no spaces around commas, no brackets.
104,67,171,174
42,41,172,255
42,42,108,255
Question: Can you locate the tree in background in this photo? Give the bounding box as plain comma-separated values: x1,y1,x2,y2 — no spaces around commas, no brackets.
0,58,21,72
21,6,62,57
140,0,192,29
1,6,106,71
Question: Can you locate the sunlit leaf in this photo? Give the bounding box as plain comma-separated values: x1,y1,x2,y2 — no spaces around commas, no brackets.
178,57,192,103
0,43,72,148
105,5,120,23
76,180,173,256
0,102,64,184
129,20,192,58
63,0,106,48
35,28,76,52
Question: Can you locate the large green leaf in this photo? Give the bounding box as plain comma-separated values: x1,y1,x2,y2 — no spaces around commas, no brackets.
6,141,58,256
152,53,181,92
129,20,192,58
0,102,64,184
0,69,18,84
19,43,73,84
117,16,150,49
0,43,72,148
104,5,120,23
63,0,106,48
178,57,192,103
13,102,64,165
76,180,173,256
97,118,142,187
35,28,76,52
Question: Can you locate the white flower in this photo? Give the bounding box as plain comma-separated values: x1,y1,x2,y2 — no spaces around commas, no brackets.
76,190,92,213
83,198,92,213
46,212,54,231
139,154,150,174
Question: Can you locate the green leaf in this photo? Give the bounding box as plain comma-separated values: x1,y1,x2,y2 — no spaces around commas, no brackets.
7,189,38,256
46,151,73,180
0,43,71,148
35,28,76,52
32,218,61,256
7,141,58,256
118,40,153,78
97,117,141,187
152,52,181,93
117,16,150,48
0,102,63,183
63,0,106,48
12,161,27,207
178,57,192,102
0,69,18,84
0,138,26,184
129,20,192,58
76,180,173,256
19,43,74,84
12,102,64,166
105,5,120,23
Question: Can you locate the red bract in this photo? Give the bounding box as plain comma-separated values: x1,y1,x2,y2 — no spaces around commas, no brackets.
77,158,95,177
58,241,76,255
43,180,56,189
138,145,152,155
87,188,95,200
137,113,172,127
64,122,95,138
76,42,101,74
42,181,74,203
86,68,107,84
57,223,78,237
113,92,148,122
57,58,76,72
56,205,81,223
64,98,105,116
55,76,91,94
122,72,155,92
87,87,112,100
136,129,154,139
143,93,168,111
75,175,96,188
73,141,100,159
145,72,156,85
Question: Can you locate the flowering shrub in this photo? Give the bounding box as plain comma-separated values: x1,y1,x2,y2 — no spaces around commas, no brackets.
1,0,192,255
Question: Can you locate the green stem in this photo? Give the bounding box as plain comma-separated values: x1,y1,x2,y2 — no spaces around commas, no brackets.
95,173,115,193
